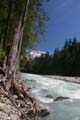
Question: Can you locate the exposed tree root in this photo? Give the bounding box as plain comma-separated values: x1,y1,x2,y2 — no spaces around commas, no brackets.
0,67,50,120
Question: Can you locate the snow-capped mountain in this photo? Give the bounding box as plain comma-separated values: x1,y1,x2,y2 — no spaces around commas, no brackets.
29,50,46,58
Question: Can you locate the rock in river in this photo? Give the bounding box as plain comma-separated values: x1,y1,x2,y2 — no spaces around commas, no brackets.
54,96,70,102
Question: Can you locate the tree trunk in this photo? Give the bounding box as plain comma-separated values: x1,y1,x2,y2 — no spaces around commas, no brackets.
6,0,30,92
3,0,13,50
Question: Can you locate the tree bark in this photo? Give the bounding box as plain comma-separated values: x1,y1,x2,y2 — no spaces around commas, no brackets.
3,0,13,50
6,0,30,92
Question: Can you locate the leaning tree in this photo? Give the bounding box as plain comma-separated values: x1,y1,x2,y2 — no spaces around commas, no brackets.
0,0,48,92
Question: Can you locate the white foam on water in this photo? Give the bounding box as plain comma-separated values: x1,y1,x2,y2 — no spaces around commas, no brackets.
31,89,41,93
21,73,80,100
21,73,80,120
37,96,54,103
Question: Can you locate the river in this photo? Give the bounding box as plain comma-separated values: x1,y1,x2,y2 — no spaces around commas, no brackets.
21,73,80,120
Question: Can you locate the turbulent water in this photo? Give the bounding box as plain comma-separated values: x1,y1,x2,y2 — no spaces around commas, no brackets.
21,73,80,120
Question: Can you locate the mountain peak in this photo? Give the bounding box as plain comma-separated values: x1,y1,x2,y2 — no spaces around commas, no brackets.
29,50,46,58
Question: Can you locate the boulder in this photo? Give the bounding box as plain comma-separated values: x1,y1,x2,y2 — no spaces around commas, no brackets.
39,108,50,117
45,94,53,98
54,96,70,102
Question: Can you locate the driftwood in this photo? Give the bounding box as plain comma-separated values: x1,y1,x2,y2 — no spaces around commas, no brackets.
0,67,50,120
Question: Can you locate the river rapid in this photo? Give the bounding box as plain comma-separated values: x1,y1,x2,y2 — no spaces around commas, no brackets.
21,73,80,120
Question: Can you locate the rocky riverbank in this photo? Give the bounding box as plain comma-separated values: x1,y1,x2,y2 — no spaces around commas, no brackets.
0,92,20,120
0,78,50,120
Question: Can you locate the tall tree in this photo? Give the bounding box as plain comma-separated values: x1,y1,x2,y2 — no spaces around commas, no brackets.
6,0,29,92
0,0,49,92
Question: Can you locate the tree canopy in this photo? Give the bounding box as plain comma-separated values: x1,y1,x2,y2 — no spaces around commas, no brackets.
0,0,48,53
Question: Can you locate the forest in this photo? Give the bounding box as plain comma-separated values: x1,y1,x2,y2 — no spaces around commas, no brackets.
21,37,80,76
0,0,48,84
0,0,80,119
0,0,50,119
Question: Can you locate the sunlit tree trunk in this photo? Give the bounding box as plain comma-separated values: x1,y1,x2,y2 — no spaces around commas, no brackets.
6,0,30,92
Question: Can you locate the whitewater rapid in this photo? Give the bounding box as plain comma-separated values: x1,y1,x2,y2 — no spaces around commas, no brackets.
21,73,80,120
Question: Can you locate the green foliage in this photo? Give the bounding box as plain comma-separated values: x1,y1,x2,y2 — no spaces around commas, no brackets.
23,37,80,76
22,0,49,50
0,0,49,52
20,50,30,71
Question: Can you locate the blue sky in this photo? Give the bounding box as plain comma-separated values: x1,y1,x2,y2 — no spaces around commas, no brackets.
37,0,80,53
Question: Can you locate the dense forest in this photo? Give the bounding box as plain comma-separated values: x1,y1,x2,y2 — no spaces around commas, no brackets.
21,37,80,76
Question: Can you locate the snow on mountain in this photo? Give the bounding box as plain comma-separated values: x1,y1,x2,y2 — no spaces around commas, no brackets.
29,50,46,58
